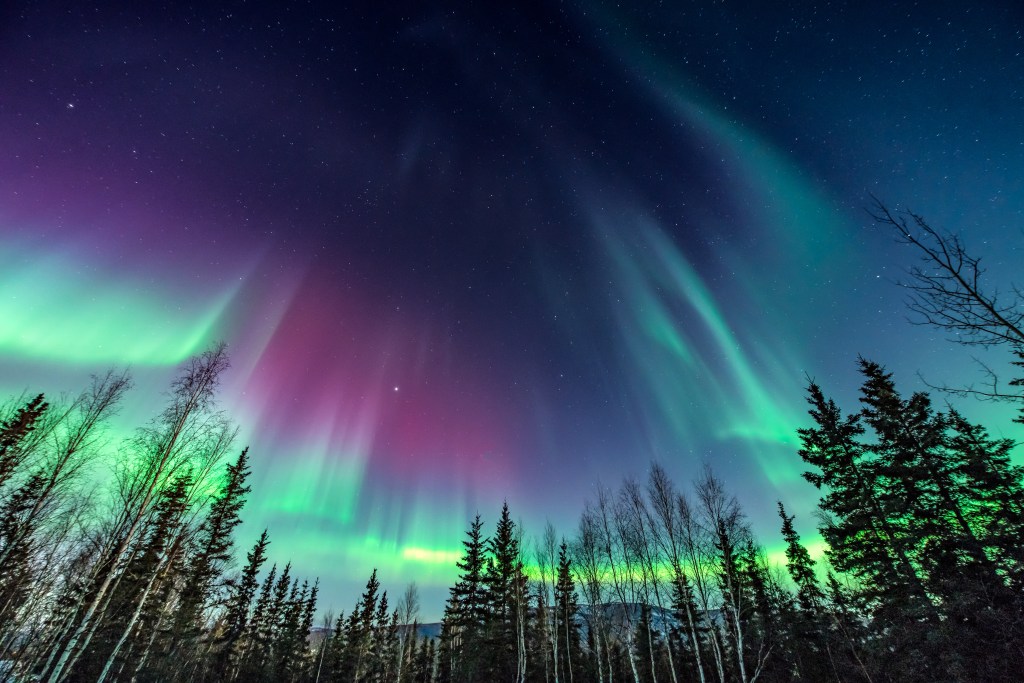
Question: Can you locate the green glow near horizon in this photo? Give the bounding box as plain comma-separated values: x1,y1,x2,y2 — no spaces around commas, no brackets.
402,546,463,565
251,520,468,589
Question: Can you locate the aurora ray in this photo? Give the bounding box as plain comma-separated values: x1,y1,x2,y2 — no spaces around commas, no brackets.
1,0,1022,618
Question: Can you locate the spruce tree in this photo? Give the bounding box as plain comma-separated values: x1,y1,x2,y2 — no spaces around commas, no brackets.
441,514,488,682
213,530,270,681
777,503,823,614
553,542,582,683
323,611,348,680
858,360,996,592
415,637,435,683
272,578,304,681
0,394,48,490
528,585,551,683
0,471,47,626
775,502,829,681
668,565,706,683
177,449,253,646
297,580,319,680
798,360,1024,681
0,394,50,628
239,562,278,679
858,360,1024,678
946,409,1024,586
482,502,527,681
798,379,935,624
338,569,382,681
823,572,874,683
369,594,399,682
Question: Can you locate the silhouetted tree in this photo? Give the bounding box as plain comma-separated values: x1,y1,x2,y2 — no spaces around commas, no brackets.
0,394,48,490
46,344,234,683
553,542,582,683
873,201,1024,422
440,515,488,683
212,529,270,681
483,502,529,682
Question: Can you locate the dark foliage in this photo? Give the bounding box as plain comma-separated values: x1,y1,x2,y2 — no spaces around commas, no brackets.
5,221,1024,683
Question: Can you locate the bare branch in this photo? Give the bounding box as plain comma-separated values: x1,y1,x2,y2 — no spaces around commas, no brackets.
870,197,1024,348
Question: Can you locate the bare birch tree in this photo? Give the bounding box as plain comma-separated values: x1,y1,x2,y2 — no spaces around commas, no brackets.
592,486,642,683
536,521,559,683
45,343,231,683
395,581,420,682
694,467,772,683
647,463,707,683
619,477,675,683
572,508,611,683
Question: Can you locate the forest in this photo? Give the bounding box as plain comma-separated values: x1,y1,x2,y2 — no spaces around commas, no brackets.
1,209,1022,683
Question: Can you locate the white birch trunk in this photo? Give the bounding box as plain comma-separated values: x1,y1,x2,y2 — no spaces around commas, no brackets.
46,349,225,683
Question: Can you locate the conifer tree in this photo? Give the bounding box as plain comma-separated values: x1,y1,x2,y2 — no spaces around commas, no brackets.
946,409,1024,586
667,565,707,683
857,359,996,594
272,578,304,680
634,603,657,683
323,611,348,680
239,562,278,679
775,503,829,681
297,579,319,680
0,470,47,625
412,636,435,683
0,394,48,490
777,503,823,615
370,594,399,682
264,564,295,676
527,584,550,683
440,514,488,682
483,502,528,681
553,542,581,683
174,448,253,652
798,379,935,624
799,360,1024,680
737,539,780,677
822,572,874,683
338,568,383,681
213,530,270,681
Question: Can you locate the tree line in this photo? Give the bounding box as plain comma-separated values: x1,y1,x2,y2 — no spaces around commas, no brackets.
1,205,1021,681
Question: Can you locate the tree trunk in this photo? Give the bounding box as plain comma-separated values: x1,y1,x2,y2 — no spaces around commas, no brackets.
46,346,226,683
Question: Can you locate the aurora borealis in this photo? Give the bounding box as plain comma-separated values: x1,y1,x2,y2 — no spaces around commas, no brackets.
2,1,1022,618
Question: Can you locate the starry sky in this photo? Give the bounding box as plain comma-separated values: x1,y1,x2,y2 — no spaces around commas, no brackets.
2,1,1023,619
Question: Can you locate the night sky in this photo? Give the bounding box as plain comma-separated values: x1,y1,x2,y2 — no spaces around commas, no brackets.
2,1,1023,619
